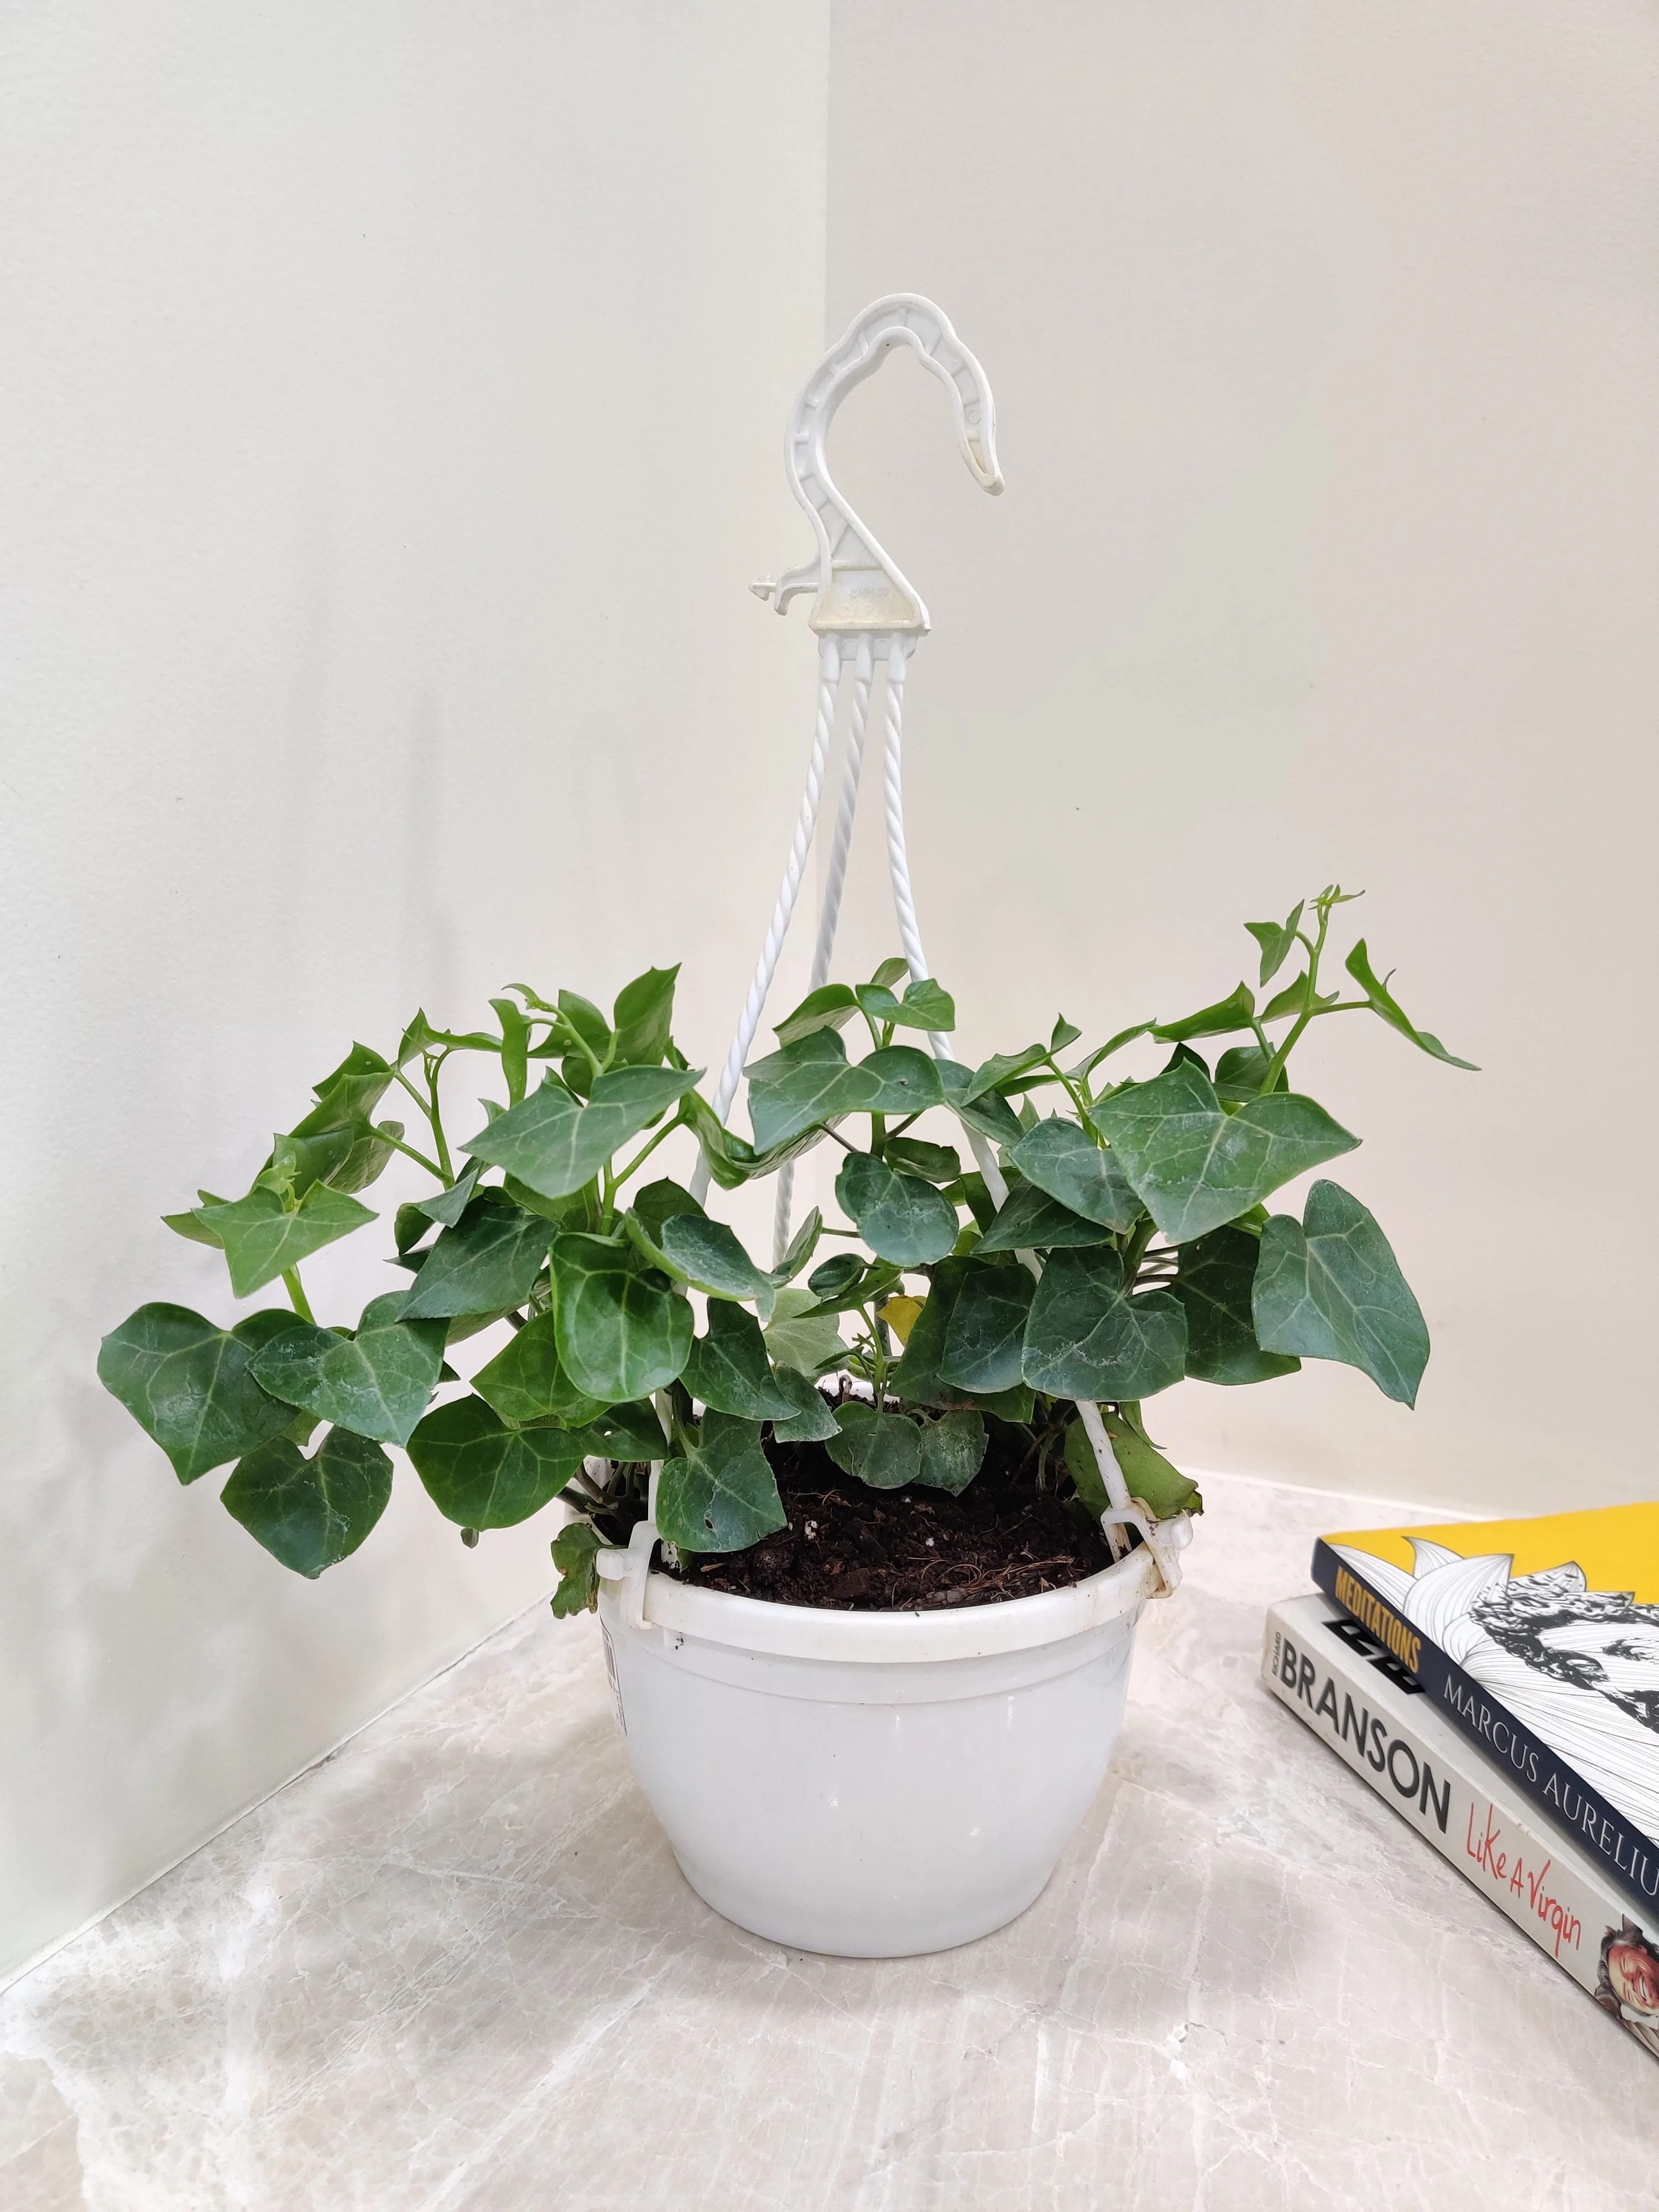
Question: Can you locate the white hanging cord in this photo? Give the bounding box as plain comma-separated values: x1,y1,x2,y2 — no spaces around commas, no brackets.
690,635,844,1206
770,634,877,1261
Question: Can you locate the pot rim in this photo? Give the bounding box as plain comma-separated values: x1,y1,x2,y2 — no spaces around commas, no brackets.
609,1540,1161,1665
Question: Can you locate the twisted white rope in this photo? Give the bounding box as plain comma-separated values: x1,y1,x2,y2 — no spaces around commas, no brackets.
691,636,843,1206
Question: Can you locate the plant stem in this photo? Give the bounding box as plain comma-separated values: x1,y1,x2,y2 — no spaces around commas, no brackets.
426,1056,455,1183
1259,900,1333,1093
283,1268,316,1323
609,1114,680,1197
377,1128,446,1181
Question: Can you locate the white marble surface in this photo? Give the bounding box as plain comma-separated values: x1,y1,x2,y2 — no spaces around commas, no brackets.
2,1473,1652,2210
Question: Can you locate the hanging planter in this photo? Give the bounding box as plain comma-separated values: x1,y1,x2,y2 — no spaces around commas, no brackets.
97,298,1472,1959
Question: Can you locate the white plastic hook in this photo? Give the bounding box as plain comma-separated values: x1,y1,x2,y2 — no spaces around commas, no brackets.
752,294,1003,638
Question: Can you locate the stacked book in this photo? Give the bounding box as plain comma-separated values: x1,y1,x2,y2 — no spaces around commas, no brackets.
1263,1503,1659,2059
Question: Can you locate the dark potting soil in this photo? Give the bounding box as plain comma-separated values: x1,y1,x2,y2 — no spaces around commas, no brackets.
661,1423,1120,1613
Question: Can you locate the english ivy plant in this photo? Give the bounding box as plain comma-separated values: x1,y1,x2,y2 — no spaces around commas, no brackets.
98,888,1470,1612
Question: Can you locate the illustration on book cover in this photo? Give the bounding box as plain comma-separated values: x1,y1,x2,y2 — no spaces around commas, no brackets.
1598,1921,1659,2058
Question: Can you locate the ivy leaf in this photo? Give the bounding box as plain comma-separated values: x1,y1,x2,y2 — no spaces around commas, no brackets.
1009,1119,1142,1232
194,1185,376,1298
97,1304,300,1482
974,1181,1113,1254
549,1234,692,1402
570,1398,669,1462
915,1409,987,1495
1258,973,1338,1026
557,989,612,1063
1172,1227,1300,1385
854,1045,945,1117
862,977,954,1032
762,1287,846,1375
1089,1060,1358,1244
935,1060,1024,1146
630,1176,705,1245
162,1207,225,1248
611,964,680,1067
220,1427,393,1577
961,1045,1047,1102
1246,902,1304,985
472,1310,607,1429
1152,982,1257,1044
490,997,531,1107
939,1258,1037,1393
769,1366,840,1442
656,1411,786,1552
772,1205,823,1284
774,983,861,1046
406,1395,586,1526
398,1191,552,1321
415,1165,481,1232
824,1402,921,1490
463,1066,701,1202
888,1260,1034,1420
883,1136,961,1185
549,1521,605,1616
1021,1248,1187,1401
680,1300,796,1420
1066,1410,1202,1520
247,1292,447,1446
834,1153,959,1265
1344,942,1478,1070
1253,1180,1429,1406
654,1212,777,1323
747,1030,877,1150
1212,1046,1286,1105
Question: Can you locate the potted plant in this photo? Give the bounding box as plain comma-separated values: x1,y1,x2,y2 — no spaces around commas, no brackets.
99,883,1468,1955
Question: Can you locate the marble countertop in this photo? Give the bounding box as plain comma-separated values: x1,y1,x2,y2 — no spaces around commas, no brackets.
3,1472,1651,2210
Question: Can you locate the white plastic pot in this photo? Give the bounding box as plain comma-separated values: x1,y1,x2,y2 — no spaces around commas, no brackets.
596,1540,1167,1958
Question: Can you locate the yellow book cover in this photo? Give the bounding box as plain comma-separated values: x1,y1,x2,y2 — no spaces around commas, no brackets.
1310,1504,1659,1935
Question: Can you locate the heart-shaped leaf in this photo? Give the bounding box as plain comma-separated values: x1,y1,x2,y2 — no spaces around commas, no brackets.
1009,1119,1142,1232
656,1411,786,1552
1089,1060,1358,1244
550,1520,606,1616
194,1185,377,1298
406,1395,586,1526
680,1300,796,1420
569,1399,670,1462
747,1031,874,1150
98,1304,301,1482
939,1259,1037,1394
915,1408,987,1495
854,1045,944,1116
1021,1248,1187,1401
835,1153,958,1265
471,1310,608,1429
769,1366,841,1442
220,1426,393,1577
888,1261,1034,1420
630,1176,705,1245
549,1234,692,1402
653,1211,777,1322
248,1291,447,1446
1173,1227,1300,1385
761,1288,846,1376
463,1066,702,1202
824,1402,921,1490
975,1181,1113,1254
774,982,861,1046
1252,1180,1429,1406
398,1191,552,1321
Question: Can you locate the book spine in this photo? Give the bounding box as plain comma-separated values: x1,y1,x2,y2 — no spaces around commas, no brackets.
1311,1537,1659,1920
1262,1600,1657,2057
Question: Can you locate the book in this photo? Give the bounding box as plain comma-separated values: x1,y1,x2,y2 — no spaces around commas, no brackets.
1264,1594,1659,2059
1310,1504,1659,1920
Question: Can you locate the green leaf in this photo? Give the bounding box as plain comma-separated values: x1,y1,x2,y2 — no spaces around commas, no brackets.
472,1310,607,1429
774,983,861,1046
247,1291,447,1446
747,1030,871,1150
549,1234,693,1402
1259,973,1338,1026
1074,1409,1202,1520
851,977,955,1032
489,996,531,1108
1152,982,1257,1044
163,1208,225,1248
1071,1023,1155,1083
889,1264,1036,1421
612,964,680,1066
935,1060,1024,1146
463,1066,701,1202
883,1136,961,1184
868,956,910,991
1063,1417,1111,1514
98,1304,300,1482
763,1287,846,1374
1246,902,1304,985
194,1185,377,1298
630,1176,704,1245
1212,1046,1286,1105
220,1426,393,1577
834,1153,959,1265
1344,941,1477,1070
571,1399,669,1462
1089,1061,1359,1244
1050,1015,1082,1055
1009,1119,1142,1232
680,1301,796,1420
1253,1180,1430,1407
1021,1248,1187,1400
415,1165,481,1230
406,1395,586,1527
854,1045,945,1117
802,1256,905,1317
398,1191,552,1321
549,1520,605,1616
770,1366,840,1442
557,989,612,1062
961,1045,1046,1101
914,1408,987,1494
293,1044,395,1136
656,1411,786,1552
1172,1227,1300,1385
974,1181,1113,1254
939,1259,1036,1393
773,1205,823,1284
654,1212,776,1322
824,1401,921,1491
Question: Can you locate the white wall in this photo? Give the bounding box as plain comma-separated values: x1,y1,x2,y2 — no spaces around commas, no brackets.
0,0,830,1983
827,1,1659,1516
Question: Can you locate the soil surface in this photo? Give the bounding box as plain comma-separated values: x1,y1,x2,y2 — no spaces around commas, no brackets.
662,1424,1120,1612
